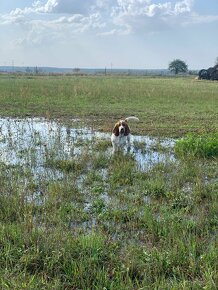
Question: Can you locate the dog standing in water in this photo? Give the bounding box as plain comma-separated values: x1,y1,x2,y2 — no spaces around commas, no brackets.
111,116,139,154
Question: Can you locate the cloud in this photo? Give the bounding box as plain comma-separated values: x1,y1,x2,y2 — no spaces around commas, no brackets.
0,0,218,45
9,0,57,16
174,0,193,15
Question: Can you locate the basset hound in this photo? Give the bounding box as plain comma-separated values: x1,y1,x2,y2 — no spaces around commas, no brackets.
111,116,139,153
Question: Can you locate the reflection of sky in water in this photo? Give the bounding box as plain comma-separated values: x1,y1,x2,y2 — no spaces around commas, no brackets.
0,117,176,175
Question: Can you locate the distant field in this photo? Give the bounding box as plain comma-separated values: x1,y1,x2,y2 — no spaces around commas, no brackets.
0,74,217,136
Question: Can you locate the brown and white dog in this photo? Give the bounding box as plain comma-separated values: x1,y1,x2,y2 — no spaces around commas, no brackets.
111,116,139,153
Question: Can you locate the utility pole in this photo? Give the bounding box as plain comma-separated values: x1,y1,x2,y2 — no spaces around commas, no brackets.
12,59,14,73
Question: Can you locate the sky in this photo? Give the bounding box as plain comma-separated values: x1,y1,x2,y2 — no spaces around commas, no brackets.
0,0,218,70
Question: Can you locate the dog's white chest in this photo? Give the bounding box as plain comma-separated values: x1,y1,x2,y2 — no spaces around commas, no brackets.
111,134,127,144
111,134,131,153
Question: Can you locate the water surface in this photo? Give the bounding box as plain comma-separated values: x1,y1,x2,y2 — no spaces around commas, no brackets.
0,117,175,175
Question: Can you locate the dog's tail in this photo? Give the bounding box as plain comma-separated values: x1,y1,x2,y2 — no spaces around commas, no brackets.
125,116,139,122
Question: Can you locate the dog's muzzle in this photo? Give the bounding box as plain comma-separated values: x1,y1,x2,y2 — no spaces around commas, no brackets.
120,127,125,134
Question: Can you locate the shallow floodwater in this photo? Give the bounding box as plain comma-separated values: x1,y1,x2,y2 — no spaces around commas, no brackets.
0,117,175,176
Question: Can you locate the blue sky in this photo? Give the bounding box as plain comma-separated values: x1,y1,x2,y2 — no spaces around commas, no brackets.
0,0,218,69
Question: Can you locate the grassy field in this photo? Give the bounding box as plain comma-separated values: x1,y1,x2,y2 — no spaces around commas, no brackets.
0,75,217,289
0,74,218,136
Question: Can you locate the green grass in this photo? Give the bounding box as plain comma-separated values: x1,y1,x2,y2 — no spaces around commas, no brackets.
0,75,217,289
175,132,218,158
0,138,217,289
0,75,218,136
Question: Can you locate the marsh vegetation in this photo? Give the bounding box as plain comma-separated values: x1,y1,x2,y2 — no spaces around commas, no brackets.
0,75,217,289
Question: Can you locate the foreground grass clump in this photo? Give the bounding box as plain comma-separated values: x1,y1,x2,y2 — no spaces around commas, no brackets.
175,133,218,158
0,225,120,289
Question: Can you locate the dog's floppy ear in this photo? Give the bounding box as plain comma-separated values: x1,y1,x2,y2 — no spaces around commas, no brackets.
124,123,130,136
112,123,119,136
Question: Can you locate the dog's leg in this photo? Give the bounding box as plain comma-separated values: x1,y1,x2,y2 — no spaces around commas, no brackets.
112,143,116,154
111,139,116,154
127,135,131,153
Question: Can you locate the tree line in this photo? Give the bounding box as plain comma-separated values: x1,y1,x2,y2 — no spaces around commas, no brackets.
168,57,218,75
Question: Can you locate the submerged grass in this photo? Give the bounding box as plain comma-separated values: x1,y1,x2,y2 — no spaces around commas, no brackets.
0,132,217,289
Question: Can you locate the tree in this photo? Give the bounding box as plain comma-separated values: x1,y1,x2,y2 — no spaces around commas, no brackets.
168,59,188,75
25,67,32,74
73,67,80,73
215,57,218,66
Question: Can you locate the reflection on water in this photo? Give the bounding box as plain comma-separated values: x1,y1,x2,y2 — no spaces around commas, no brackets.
0,117,175,175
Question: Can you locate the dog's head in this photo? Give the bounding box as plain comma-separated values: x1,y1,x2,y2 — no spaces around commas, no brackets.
112,119,130,137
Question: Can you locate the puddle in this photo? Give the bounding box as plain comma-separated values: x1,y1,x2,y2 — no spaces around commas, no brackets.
0,117,175,175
